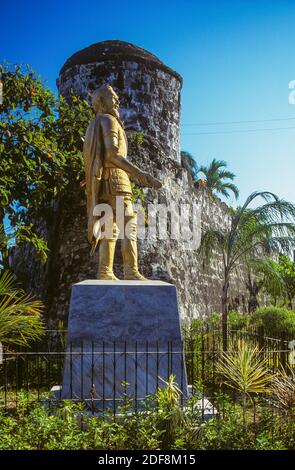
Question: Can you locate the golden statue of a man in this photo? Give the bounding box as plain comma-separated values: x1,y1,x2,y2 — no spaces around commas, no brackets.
83,84,161,281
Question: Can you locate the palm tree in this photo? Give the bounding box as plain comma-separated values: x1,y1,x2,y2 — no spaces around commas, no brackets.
245,257,285,313
180,151,199,180
198,158,239,199
199,191,295,349
0,270,44,346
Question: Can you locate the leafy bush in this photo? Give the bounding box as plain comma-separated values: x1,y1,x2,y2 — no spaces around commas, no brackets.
251,306,295,337
207,312,221,329
202,311,249,331
228,310,249,330
0,393,294,450
197,399,295,450
0,382,198,450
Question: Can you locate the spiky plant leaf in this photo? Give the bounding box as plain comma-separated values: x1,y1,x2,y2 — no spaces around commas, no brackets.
216,339,272,401
0,271,44,346
272,364,295,411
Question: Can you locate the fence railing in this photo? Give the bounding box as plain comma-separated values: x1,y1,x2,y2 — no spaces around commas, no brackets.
1,326,294,417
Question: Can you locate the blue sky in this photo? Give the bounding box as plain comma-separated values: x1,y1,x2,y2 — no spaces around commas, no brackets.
1,0,295,205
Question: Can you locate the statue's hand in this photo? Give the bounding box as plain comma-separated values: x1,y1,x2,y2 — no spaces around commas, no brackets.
137,171,162,189
80,179,86,189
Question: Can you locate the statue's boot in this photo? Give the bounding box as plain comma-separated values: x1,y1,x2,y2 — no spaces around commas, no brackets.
122,215,146,281
97,222,119,281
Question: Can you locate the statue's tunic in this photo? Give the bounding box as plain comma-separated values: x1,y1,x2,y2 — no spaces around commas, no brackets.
100,114,132,198
83,113,133,243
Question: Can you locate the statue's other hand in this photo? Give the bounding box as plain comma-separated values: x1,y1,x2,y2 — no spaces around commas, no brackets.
80,179,86,189
137,171,162,189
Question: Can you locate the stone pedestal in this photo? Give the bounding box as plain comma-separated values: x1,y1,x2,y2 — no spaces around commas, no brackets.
62,280,188,409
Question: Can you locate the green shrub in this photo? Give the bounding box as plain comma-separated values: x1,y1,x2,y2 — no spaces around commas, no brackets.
197,399,295,450
0,392,294,450
228,310,249,330
202,311,249,331
251,306,295,337
0,381,199,451
207,312,222,329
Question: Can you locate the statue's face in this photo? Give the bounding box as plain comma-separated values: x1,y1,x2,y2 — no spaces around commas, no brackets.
102,88,120,119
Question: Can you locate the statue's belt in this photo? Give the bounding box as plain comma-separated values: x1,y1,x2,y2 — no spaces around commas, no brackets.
102,166,129,180
100,167,132,195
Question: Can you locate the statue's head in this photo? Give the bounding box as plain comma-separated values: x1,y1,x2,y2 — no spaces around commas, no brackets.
91,85,120,119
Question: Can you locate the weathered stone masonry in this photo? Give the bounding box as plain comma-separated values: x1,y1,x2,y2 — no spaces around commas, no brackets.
12,40,250,325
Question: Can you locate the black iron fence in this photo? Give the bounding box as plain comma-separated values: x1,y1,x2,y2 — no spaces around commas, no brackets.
0,327,294,417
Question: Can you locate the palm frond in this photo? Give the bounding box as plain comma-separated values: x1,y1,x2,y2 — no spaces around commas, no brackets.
0,271,45,346
217,187,230,198
181,151,199,178
249,258,285,297
252,200,295,224
209,158,228,171
232,192,280,233
0,270,19,296
229,200,295,265
198,229,227,266
199,158,227,176
222,182,239,198
272,365,295,411
217,170,236,180
198,159,238,199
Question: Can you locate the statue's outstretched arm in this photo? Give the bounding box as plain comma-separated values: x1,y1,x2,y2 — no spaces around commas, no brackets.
101,116,161,190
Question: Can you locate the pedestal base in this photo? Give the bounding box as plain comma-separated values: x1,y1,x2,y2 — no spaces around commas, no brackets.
62,280,188,409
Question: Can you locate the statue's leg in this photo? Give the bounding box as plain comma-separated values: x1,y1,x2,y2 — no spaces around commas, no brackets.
121,206,146,281
97,216,120,281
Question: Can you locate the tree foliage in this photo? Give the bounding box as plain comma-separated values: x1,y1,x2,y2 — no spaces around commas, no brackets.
0,63,93,269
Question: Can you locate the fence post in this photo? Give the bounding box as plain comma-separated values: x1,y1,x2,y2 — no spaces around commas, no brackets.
280,332,286,369
258,326,264,351
201,328,205,422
